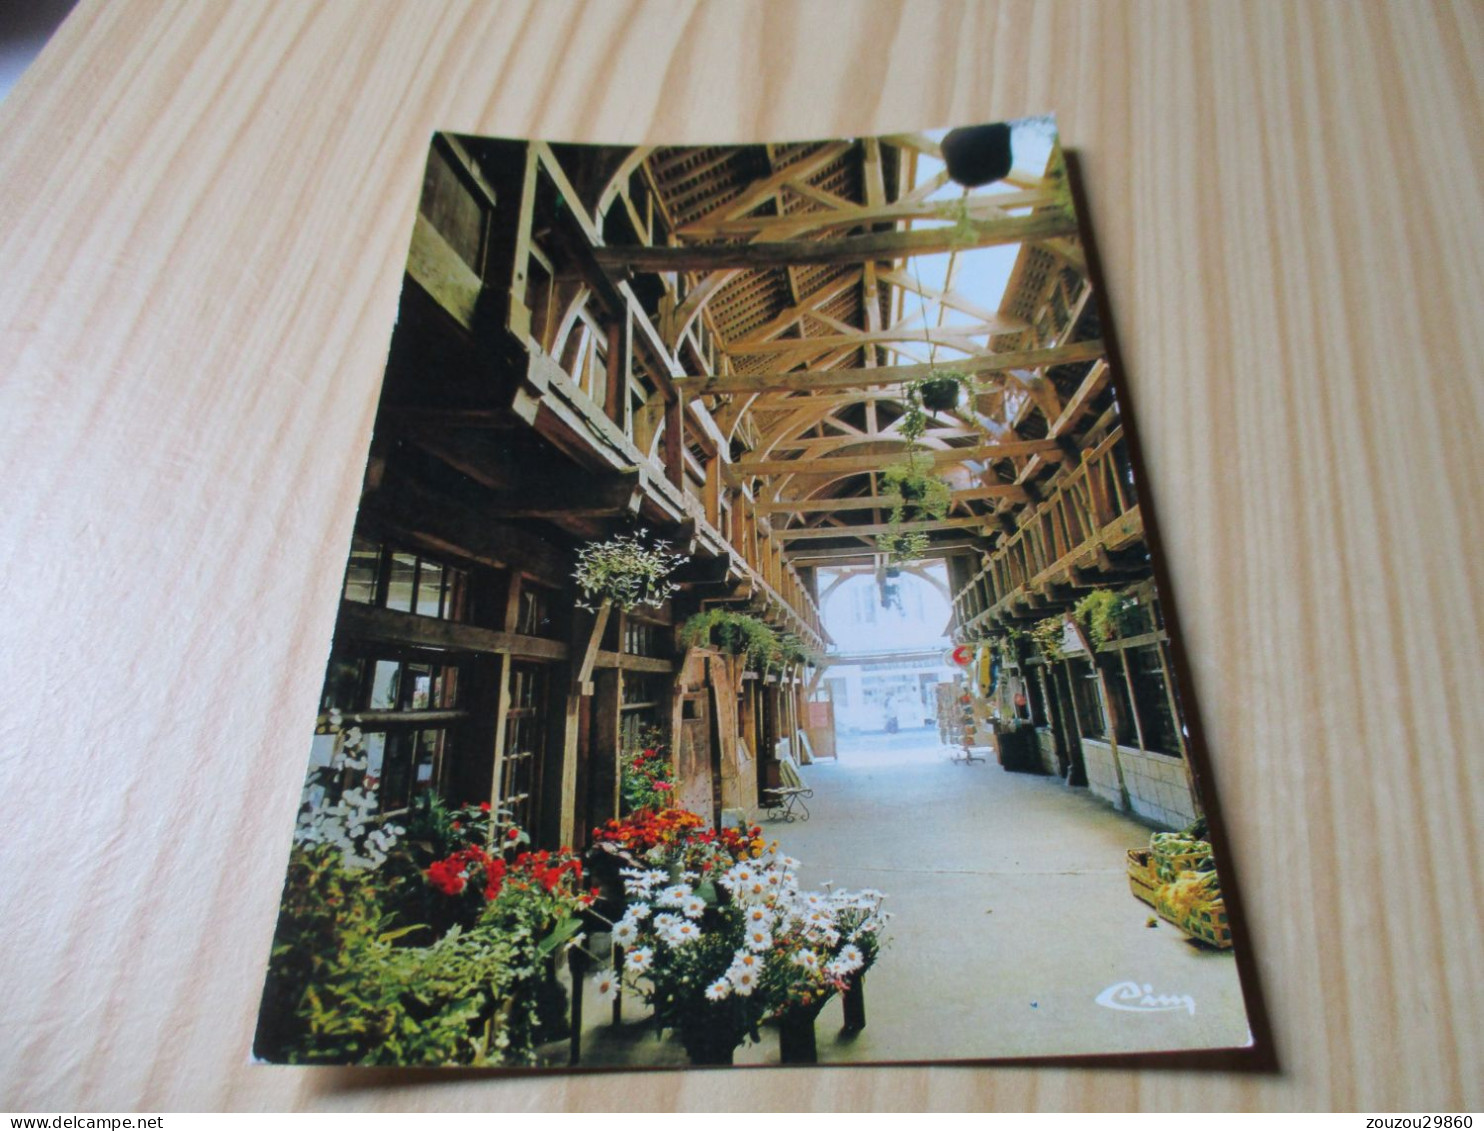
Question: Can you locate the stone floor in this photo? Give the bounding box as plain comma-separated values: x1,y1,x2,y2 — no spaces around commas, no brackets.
553,729,1252,1068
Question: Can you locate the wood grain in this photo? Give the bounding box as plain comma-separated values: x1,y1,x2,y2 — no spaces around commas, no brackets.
2,0,1481,1112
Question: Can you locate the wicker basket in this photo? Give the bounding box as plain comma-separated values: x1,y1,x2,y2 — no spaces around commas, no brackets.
1149,836,1214,883
1126,848,1158,907
1153,875,1233,950
1181,899,1233,949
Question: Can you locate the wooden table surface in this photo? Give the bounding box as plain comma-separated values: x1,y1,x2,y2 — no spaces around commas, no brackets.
2,0,1481,1113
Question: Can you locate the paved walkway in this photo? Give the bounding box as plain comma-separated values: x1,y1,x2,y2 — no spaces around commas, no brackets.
561,729,1251,1067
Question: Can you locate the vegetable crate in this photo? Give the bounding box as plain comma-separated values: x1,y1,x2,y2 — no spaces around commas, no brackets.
1126,849,1158,907
1148,835,1213,883
1180,900,1233,949
1153,882,1234,950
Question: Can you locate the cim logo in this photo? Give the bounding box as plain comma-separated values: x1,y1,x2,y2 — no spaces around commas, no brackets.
1095,981,1196,1016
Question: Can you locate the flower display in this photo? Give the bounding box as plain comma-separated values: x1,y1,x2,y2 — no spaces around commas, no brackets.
605,833,890,1063
619,727,677,815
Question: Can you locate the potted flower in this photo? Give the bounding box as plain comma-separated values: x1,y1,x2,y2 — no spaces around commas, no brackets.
598,850,889,1065
573,530,686,613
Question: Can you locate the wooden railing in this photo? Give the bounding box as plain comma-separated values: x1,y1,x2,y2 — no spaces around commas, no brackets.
953,426,1142,636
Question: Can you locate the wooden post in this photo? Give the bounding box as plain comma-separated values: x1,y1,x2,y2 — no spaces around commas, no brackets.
663,396,684,488
559,600,613,848
604,319,625,425
704,456,722,530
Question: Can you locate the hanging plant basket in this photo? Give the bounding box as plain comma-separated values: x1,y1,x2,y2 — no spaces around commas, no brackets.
573,531,686,612
918,375,963,412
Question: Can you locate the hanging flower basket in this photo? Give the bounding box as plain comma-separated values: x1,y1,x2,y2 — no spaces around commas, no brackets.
573,531,686,612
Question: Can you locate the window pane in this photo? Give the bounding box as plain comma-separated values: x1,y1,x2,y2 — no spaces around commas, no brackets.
413,729,444,795
406,663,433,710
1132,646,1181,756
342,537,381,604
433,665,459,709
363,731,385,778
379,732,414,813
369,660,401,710
443,568,467,622
320,656,365,713
416,559,444,617
386,553,417,612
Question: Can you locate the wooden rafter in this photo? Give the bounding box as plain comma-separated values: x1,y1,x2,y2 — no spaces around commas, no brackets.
684,339,1105,394
756,485,1029,514
678,190,1057,241
738,440,1062,477
593,210,1078,273
777,517,990,541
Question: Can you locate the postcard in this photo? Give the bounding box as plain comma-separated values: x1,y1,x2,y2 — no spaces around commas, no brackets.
253,116,1256,1069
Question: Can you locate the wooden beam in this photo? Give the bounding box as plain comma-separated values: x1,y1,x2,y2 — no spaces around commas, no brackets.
738,440,1062,477
757,485,1028,514
576,600,614,695
776,517,990,540
593,210,1079,273
592,651,676,673
713,141,853,222
335,602,569,660
683,339,1105,394
678,190,1056,241
783,538,989,564
724,322,1026,356
362,473,570,581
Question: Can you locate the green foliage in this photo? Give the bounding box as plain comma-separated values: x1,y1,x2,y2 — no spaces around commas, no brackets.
775,631,820,668
881,454,953,523
574,531,686,612
680,609,783,671
1030,615,1066,662
620,725,673,815
1073,589,1147,648
257,844,515,1066
876,528,930,566
995,629,1026,667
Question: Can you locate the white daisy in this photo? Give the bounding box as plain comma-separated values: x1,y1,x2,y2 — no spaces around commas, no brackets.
625,901,652,920
836,944,865,972
611,918,640,946
744,927,773,952
705,978,731,1002
653,912,681,932
657,884,692,908
625,946,654,974
681,895,707,919
791,948,819,971
744,906,773,928
728,950,760,975
731,967,758,996
669,920,701,945
592,969,619,1002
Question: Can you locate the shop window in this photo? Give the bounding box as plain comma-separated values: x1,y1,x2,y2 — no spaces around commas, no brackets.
1098,657,1138,745
378,727,449,814
516,585,553,637
344,655,462,714
499,663,549,831
1130,644,1181,756
342,536,382,604
623,619,662,657
1068,658,1108,740
340,538,468,622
